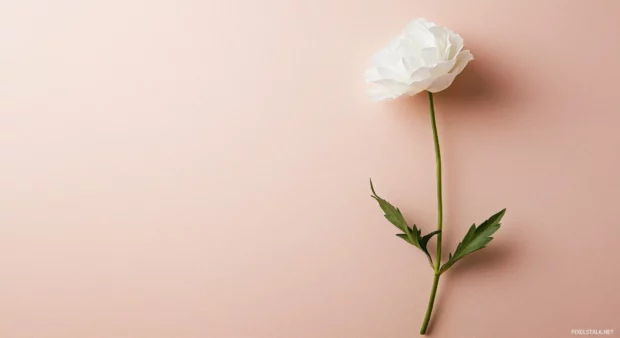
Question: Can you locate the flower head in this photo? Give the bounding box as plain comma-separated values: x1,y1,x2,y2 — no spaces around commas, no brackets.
364,18,473,101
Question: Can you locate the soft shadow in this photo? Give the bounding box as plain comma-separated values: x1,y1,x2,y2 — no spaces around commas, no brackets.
445,243,517,278
381,43,526,126
436,43,523,110
424,242,518,334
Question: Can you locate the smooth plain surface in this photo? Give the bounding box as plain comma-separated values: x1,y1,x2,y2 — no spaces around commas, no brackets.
1,1,619,337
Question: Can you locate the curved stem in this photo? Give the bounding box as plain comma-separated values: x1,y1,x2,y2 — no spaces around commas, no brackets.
428,91,443,271
420,91,443,335
419,274,440,334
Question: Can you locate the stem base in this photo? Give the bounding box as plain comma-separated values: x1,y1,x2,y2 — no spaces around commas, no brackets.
419,274,440,335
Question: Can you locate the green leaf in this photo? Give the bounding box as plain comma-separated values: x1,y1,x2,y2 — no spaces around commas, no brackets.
396,227,441,266
370,179,440,266
369,179,408,233
439,208,506,274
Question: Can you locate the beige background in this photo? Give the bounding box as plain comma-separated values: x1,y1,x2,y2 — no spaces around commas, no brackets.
1,0,619,337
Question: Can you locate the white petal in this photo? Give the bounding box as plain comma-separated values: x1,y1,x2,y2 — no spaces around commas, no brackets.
420,47,441,66
405,77,436,96
432,59,457,77
402,19,437,49
448,33,464,60
367,82,411,101
408,66,434,83
428,26,452,60
363,18,468,100
369,50,400,70
365,66,409,84
366,51,412,83
401,55,424,74
403,58,455,85
427,50,473,92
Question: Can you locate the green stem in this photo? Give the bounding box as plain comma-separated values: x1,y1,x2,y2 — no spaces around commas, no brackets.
428,91,443,271
419,274,440,334
420,91,443,335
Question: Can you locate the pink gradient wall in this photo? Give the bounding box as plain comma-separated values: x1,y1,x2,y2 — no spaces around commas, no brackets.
1,1,619,337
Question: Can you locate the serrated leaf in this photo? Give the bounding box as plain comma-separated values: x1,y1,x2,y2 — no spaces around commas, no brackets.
369,179,408,233
370,179,440,266
439,208,506,274
397,227,441,267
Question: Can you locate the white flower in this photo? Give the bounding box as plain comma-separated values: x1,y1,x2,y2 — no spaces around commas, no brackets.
364,18,474,101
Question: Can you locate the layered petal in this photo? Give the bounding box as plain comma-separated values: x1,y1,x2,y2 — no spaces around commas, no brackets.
426,50,474,92
364,18,472,100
